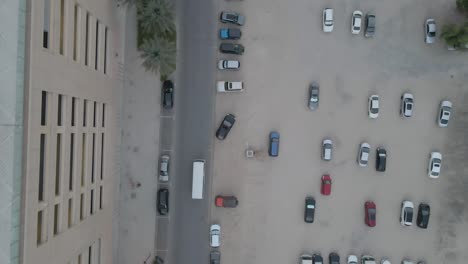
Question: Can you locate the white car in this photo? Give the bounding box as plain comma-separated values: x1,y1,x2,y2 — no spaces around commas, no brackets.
380,258,391,264
400,201,414,226
351,11,363,34
368,95,379,118
425,19,436,44
323,8,334,32
358,142,370,167
210,224,221,247
322,139,333,161
159,155,170,182
400,93,414,117
218,60,240,70
347,255,358,264
428,152,442,179
217,81,244,92
437,100,452,127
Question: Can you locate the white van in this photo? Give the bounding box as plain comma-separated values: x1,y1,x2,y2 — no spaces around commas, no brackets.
192,160,205,199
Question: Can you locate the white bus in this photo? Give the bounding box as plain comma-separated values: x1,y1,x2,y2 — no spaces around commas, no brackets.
192,160,205,199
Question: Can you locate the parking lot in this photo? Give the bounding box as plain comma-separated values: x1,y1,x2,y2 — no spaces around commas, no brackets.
211,0,468,263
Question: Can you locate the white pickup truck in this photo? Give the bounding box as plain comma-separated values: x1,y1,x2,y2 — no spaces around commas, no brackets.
217,81,243,92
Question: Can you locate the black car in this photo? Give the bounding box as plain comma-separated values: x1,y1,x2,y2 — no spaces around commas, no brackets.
417,203,430,229
365,14,376,38
312,254,323,264
304,197,316,223
162,80,174,109
329,253,340,264
376,147,387,172
210,250,220,264
219,43,245,55
157,188,169,215
216,114,236,140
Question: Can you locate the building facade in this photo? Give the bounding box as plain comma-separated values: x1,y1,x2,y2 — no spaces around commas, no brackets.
21,0,122,263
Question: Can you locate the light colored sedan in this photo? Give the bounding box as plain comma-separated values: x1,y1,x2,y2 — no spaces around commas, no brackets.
159,155,170,182
323,8,334,32
400,93,414,117
351,11,363,34
210,224,221,247
400,201,414,226
428,152,442,179
368,95,379,119
358,142,370,167
347,255,358,264
438,100,452,127
425,19,436,44
322,139,333,161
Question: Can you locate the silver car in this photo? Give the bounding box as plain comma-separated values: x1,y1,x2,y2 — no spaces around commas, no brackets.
322,139,333,161
358,142,370,167
159,155,170,182
308,82,319,110
425,19,436,44
437,100,452,127
220,11,245,26
401,93,414,117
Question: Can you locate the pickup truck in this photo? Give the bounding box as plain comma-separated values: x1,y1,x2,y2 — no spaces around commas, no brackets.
217,81,244,92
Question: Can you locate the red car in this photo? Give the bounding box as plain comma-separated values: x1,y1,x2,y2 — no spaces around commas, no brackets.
365,201,376,227
321,175,332,195
215,195,239,208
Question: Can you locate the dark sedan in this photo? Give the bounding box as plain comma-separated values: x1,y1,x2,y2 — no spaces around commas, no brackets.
329,252,340,264
417,203,430,229
219,43,245,55
210,250,220,264
216,114,236,140
162,80,174,109
304,197,316,223
376,147,387,172
157,188,169,215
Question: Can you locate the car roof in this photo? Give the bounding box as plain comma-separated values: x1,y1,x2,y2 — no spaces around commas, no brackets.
270,131,280,138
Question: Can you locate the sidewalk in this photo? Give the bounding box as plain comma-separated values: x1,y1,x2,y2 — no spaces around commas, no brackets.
115,4,161,264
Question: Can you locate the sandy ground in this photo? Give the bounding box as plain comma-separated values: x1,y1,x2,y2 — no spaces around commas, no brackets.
211,0,468,263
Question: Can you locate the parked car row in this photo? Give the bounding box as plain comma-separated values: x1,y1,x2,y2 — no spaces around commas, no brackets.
300,253,426,264
322,8,375,37
321,8,437,44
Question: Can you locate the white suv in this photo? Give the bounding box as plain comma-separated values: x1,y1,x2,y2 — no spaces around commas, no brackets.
322,139,333,161
323,8,334,32
400,201,414,226
210,224,220,247
218,60,240,70
401,93,414,117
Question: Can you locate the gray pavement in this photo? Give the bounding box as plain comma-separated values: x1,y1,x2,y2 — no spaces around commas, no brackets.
166,0,218,263
212,0,468,264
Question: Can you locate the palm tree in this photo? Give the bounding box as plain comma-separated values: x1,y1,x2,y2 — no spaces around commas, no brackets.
140,36,176,79
138,0,175,36
440,23,468,49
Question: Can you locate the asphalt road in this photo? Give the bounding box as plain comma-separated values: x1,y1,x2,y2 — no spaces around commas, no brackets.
167,0,217,263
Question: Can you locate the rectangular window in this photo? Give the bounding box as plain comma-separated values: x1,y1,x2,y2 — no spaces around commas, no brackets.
91,133,95,183
39,134,46,201
68,198,73,228
59,0,65,55
101,104,105,127
55,134,62,196
90,189,94,215
37,210,43,245
99,185,103,209
80,193,84,220
69,133,75,191
43,0,51,48
53,204,60,235
85,12,90,66
71,97,76,126
93,102,97,127
83,99,87,127
95,20,99,70
88,245,92,264
73,4,80,61
41,91,47,126
81,133,86,187
100,133,104,180
57,94,63,126
104,27,108,74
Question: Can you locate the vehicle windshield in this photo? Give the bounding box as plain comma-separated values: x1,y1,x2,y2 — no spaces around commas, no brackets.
226,14,236,20
307,204,315,209
406,210,413,220
223,120,232,127
324,180,331,184
369,209,376,220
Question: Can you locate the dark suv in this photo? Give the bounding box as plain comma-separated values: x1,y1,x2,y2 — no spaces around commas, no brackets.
220,43,244,55
216,114,236,140
162,80,174,109
376,147,387,172
157,189,169,215
304,197,316,223
365,14,376,37
417,203,430,229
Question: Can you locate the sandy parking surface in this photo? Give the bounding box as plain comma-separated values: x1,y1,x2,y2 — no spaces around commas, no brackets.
211,0,468,263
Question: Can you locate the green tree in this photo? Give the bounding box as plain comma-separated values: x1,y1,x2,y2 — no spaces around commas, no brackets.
137,0,175,36
440,23,468,49
457,0,468,12
140,36,176,79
